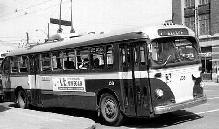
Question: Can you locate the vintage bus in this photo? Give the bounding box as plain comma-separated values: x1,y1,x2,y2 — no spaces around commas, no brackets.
0,24,207,125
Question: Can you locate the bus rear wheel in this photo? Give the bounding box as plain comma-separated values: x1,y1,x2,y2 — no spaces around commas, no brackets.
17,90,29,109
99,93,123,126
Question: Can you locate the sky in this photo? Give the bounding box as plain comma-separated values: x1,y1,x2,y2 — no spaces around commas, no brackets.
0,0,172,53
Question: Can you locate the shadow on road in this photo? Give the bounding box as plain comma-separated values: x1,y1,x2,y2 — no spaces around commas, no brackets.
28,106,203,128
0,103,11,112
0,106,10,112
7,103,203,128
123,110,203,128
29,106,99,122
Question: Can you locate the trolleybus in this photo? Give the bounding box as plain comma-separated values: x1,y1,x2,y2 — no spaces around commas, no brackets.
0,24,207,125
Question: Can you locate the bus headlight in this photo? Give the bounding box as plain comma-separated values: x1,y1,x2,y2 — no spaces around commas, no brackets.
200,81,205,88
155,89,164,98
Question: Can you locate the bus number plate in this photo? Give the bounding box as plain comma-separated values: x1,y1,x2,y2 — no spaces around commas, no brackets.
180,75,186,81
165,73,172,83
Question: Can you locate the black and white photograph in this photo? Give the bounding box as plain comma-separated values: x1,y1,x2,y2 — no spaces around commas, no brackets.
0,0,218,128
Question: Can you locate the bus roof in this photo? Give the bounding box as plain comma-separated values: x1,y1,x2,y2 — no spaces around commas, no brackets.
7,24,195,56
140,24,196,39
7,30,148,56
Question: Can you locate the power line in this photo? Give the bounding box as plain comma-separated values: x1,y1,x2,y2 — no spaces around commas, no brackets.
0,0,60,22
0,0,53,18
0,36,23,38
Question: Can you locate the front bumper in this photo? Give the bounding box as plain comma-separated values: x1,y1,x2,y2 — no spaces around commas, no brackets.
154,95,207,114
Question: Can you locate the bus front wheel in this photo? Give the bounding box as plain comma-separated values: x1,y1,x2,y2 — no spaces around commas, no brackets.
99,93,123,126
17,90,29,109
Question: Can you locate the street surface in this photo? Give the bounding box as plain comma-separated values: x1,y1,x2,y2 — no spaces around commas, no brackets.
0,103,95,129
96,81,219,129
0,81,219,129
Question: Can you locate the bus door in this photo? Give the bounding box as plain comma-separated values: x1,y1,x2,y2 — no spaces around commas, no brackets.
119,42,151,117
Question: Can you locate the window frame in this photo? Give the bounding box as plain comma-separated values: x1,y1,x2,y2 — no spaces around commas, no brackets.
40,52,52,72
19,55,29,73
10,56,19,73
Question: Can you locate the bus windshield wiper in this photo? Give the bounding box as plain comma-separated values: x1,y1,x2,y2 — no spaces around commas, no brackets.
162,55,172,67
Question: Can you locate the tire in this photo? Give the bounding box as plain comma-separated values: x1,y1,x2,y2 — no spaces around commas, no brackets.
17,90,29,109
99,93,124,126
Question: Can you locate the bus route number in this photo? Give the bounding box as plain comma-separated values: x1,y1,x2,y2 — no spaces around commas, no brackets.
180,75,186,81
165,73,172,83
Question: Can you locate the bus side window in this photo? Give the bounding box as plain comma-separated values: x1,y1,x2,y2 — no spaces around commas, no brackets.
52,51,63,70
106,45,114,69
90,46,105,70
77,48,90,70
19,55,28,73
63,50,76,70
120,46,126,67
10,56,19,73
41,53,52,71
119,45,131,71
29,54,39,73
140,45,146,65
2,57,10,74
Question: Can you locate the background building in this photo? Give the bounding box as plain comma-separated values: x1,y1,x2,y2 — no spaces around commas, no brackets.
172,0,219,81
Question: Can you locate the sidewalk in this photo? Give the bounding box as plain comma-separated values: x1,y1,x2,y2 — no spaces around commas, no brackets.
0,102,96,129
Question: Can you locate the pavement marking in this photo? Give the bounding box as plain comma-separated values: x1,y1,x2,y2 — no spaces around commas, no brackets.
195,108,219,115
178,108,219,118
207,96,219,100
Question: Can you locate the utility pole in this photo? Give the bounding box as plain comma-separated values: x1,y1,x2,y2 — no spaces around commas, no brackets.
26,32,29,44
47,23,50,39
70,0,75,33
58,0,63,33
194,0,199,38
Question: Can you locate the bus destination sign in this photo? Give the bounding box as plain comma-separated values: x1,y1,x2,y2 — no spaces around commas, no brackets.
158,28,189,36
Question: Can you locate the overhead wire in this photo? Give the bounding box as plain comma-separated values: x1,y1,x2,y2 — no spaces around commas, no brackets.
0,0,60,22
0,0,53,18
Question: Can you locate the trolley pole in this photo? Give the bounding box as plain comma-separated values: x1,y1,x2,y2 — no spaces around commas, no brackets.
47,23,50,39
26,32,29,44
70,0,75,33
58,0,63,33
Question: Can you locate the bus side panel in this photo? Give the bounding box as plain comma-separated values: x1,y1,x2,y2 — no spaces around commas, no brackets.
1,75,13,101
31,73,123,111
54,94,97,110
35,75,60,107
85,79,122,111
32,75,103,110
149,78,175,107
53,78,122,111
3,75,30,102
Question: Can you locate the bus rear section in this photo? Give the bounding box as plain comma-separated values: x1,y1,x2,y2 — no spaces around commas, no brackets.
148,35,207,115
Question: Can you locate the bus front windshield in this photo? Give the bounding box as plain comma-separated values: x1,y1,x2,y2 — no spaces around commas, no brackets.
150,37,199,66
